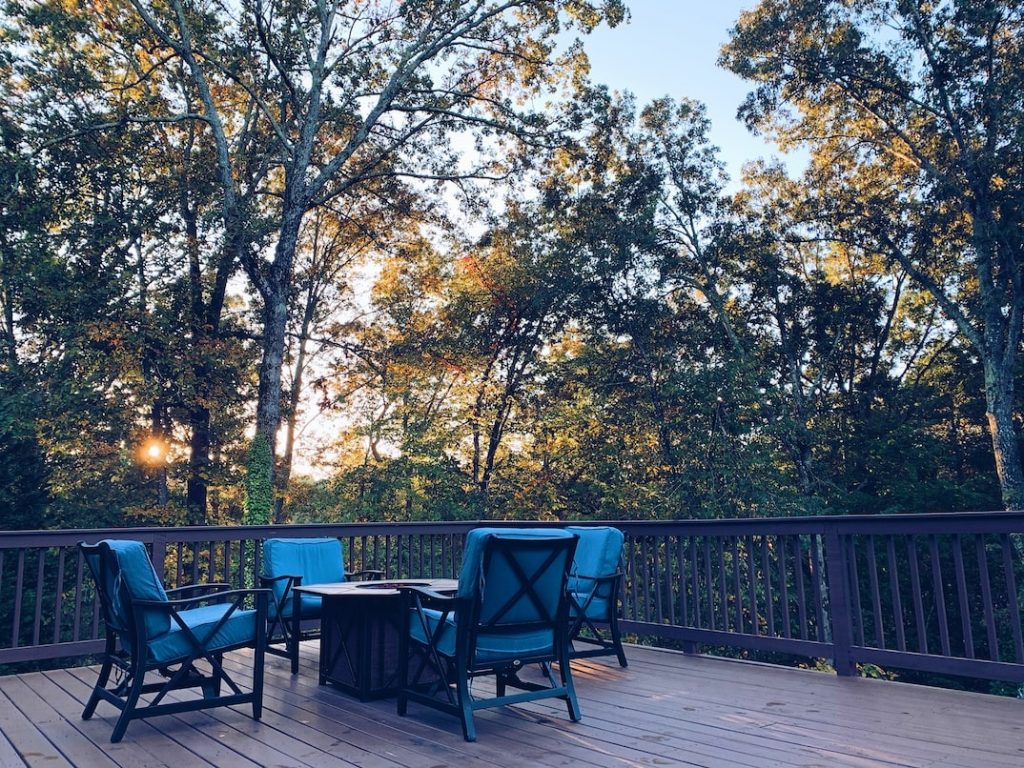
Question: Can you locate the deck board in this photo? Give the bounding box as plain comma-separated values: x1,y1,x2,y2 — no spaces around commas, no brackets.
1,644,1022,767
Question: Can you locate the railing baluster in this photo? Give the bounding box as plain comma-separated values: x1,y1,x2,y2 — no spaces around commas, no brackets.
625,535,637,622
810,534,826,642
689,537,699,628
90,573,101,639
670,536,681,626
238,539,247,589
778,535,791,639
747,535,758,636
717,537,728,632
31,548,45,645
52,547,67,644
762,535,774,636
886,536,905,652
653,536,664,625
952,534,974,658
703,536,714,629
908,536,927,654
848,537,864,647
731,537,743,634
642,536,653,623
72,549,84,643
930,535,951,657
794,536,808,641
866,535,884,649
175,542,183,587
12,549,25,648
975,535,998,661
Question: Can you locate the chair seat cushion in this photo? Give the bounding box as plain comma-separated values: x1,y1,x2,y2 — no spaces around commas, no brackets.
409,607,556,665
148,603,257,664
570,592,610,621
269,593,322,620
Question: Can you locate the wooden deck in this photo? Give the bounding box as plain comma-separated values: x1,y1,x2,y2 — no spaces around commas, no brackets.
0,643,1022,768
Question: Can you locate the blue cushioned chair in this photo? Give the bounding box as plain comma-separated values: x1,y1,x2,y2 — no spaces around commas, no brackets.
80,540,269,743
260,537,381,673
397,528,581,742
566,526,627,667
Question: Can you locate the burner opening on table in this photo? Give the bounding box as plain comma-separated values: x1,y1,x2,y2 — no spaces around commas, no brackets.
355,581,430,590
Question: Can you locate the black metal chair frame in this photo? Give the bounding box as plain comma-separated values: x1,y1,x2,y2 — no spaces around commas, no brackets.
80,542,270,743
261,565,382,674
568,568,628,667
397,536,581,742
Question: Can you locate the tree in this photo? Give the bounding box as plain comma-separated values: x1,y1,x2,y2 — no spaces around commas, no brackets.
722,0,1024,508
116,0,625,506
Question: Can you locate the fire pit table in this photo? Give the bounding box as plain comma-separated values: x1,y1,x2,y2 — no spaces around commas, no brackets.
293,578,458,700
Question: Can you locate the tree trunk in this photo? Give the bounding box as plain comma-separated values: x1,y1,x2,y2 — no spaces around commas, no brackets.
984,363,1024,510
0,234,18,370
183,195,211,525
275,293,315,523
254,204,305,462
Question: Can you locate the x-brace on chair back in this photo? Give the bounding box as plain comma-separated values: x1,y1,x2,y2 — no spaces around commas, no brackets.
80,540,269,743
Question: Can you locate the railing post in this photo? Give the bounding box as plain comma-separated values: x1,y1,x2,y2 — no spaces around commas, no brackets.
824,523,856,676
151,535,168,586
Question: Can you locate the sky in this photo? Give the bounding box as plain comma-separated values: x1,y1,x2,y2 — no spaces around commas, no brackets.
577,0,794,184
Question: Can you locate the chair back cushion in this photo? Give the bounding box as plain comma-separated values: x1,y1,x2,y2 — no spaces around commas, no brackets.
458,528,573,601
565,526,624,600
262,538,346,606
83,540,171,640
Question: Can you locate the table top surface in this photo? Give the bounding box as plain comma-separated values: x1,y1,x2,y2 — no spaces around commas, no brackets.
293,577,459,597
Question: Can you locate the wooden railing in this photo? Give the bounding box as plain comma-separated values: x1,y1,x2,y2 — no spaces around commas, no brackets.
2,513,1023,685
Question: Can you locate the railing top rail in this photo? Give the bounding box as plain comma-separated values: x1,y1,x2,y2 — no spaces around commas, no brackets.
3,510,1024,548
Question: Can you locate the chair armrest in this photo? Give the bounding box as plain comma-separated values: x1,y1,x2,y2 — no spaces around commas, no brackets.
398,585,463,605
347,569,384,581
165,583,232,599
134,588,272,611
259,574,300,586
572,569,624,582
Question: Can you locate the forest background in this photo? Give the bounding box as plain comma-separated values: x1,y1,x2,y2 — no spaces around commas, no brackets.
1,0,1022,532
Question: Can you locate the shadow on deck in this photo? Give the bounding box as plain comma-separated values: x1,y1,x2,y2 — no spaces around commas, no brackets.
0,643,1022,767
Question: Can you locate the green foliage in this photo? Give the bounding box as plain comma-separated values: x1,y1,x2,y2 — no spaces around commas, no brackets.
243,434,273,526
0,377,49,529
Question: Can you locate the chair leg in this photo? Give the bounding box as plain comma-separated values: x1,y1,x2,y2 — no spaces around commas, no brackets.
202,656,224,699
559,650,582,723
457,669,476,742
495,670,506,698
83,637,115,720
610,614,628,668
290,613,300,674
397,624,409,717
252,638,265,721
110,665,145,743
